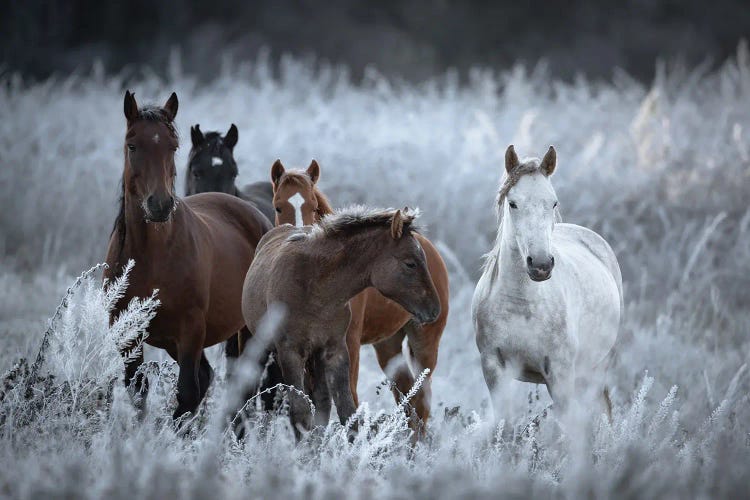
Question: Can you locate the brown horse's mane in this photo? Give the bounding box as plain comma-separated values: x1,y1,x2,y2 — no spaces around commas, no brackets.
277,170,334,219
111,105,179,272
312,205,421,239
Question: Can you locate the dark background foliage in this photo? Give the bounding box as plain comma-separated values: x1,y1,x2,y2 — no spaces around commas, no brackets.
3,0,749,82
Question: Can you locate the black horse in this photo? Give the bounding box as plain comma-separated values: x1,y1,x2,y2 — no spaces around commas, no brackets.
185,123,275,361
185,124,275,223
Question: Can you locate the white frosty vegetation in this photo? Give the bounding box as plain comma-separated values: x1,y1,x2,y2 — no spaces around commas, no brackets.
0,45,749,498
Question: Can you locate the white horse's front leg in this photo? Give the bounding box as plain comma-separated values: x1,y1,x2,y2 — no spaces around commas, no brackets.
479,348,509,423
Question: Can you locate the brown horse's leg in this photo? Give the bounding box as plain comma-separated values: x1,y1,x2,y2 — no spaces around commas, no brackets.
124,348,148,396
404,318,443,428
224,332,241,358
373,329,415,411
346,294,366,408
197,351,214,400
173,332,205,420
345,326,362,408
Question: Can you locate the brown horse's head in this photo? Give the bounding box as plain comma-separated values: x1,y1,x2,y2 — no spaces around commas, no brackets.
370,209,441,324
271,159,331,227
122,91,179,223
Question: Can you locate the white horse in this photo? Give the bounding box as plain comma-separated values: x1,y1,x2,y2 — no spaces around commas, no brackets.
472,145,623,420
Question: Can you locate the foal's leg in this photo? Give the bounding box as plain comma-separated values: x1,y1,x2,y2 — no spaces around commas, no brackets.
309,351,332,427
276,345,312,436
324,340,357,426
346,294,366,408
373,329,414,408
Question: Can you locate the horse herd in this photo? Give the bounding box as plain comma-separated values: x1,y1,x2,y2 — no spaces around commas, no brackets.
104,91,624,438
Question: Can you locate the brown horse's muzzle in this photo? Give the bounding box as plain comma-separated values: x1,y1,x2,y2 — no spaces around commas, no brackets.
145,194,175,222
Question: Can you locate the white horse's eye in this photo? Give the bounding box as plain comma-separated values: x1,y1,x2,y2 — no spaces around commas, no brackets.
553,201,558,208
509,201,518,209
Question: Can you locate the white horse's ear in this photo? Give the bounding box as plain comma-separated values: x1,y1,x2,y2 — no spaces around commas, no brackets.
540,146,557,176
391,209,404,239
505,145,520,173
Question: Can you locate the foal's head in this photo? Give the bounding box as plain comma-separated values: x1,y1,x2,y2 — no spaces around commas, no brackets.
501,145,559,281
271,159,328,227
122,91,179,223
319,207,440,324
185,124,239,196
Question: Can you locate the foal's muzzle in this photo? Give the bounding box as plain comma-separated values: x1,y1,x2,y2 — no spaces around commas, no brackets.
145,194,175,222
526,255,555,282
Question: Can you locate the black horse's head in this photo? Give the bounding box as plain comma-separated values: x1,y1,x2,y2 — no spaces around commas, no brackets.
185,124,239,196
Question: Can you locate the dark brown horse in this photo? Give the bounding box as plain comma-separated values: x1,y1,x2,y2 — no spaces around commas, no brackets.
185,123,275,223
269,160,450,430
104,91,272,419
242,207,441,434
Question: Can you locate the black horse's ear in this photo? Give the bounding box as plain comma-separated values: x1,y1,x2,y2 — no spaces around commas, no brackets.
505,145,520,173
307,159,320,184
225,124,239,150
191,125,204,147
163,92,179,121
271,159,285,187
124,90,139,122
540,146,557,176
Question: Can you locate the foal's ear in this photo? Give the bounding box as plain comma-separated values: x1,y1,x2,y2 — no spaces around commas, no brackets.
505,145,520,173
540,146,557,176
271,159,285,188
390,209,405,240
163,92,179,121
307,160,320,184
190,124,204,147
224,124,239,150
124,90,139,122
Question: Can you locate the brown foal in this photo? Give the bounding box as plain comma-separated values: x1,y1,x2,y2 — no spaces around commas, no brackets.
270,160,450,429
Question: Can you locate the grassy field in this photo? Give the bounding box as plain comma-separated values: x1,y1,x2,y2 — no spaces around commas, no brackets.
0,47,749,498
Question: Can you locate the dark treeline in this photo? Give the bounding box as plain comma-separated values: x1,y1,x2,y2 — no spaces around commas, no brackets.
2,0,749,82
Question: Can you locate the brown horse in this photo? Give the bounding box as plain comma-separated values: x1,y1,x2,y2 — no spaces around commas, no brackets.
104,91,272,419
270,160,450,428
242,206,441,434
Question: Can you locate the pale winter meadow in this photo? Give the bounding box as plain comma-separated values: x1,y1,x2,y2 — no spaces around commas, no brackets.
0,47,749,498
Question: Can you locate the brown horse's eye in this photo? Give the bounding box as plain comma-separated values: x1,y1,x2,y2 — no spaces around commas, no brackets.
404,260,417,269
275,207,282,214
127,144,136,152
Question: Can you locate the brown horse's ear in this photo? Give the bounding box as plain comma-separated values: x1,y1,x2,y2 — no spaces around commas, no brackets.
190,124,204,147
390,209,404,240
505,145,520,173
163,92,179,121
124,90,139,122
225,124,239,150
540,146,557,176
307,159,320,184
271,159,285,188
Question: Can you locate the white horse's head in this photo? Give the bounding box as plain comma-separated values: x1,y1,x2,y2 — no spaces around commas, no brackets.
501,145,558,282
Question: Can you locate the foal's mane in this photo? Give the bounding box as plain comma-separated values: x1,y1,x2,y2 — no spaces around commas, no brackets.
111,105,178,271
277,170,334,219
312,205,420,238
